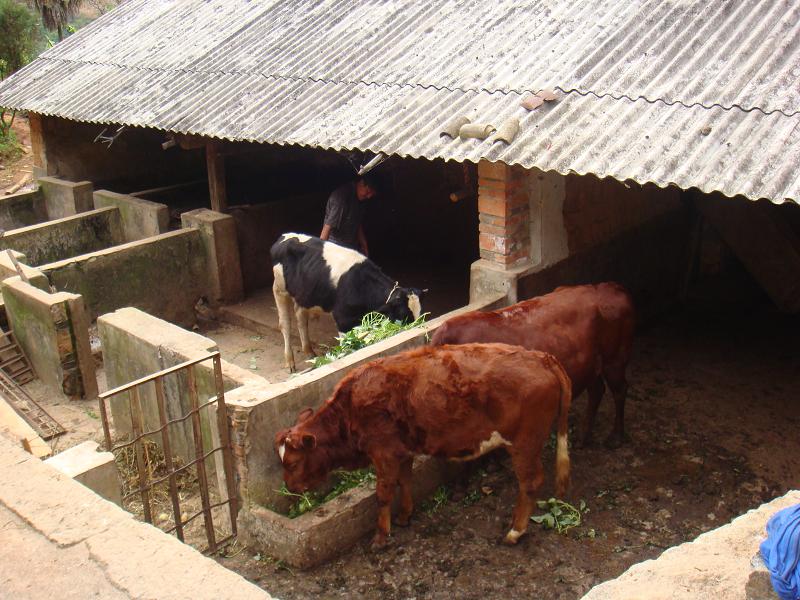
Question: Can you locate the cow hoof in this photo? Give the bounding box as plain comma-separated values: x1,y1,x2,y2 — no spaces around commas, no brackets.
370,534,391,551
502,529,525,545
394,515,411,528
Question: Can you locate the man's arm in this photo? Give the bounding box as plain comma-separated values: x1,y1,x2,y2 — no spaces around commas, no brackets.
357,225,368,257
320,224,332,240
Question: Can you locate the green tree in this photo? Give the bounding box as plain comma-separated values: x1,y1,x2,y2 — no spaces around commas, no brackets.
29,0,84,41
0,0,39,79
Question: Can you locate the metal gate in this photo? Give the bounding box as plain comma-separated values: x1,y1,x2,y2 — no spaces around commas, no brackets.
98,351,238,553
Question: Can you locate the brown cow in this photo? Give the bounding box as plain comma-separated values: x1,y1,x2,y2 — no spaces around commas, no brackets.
275,343,571,547
430,283,635,448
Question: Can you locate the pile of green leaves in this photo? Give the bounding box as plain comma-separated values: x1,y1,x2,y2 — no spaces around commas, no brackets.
530,498,587,534
311,311,428,368
277,468,376,518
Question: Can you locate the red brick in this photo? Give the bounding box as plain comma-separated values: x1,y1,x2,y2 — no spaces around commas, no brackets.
478,160,510,182
478,196,510,218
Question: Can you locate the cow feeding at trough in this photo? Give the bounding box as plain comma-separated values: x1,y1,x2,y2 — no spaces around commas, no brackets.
275,343,572,548
431,282,635,448
270,233,426,372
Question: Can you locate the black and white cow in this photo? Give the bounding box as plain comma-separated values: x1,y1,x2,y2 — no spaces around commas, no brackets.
270,233,426,372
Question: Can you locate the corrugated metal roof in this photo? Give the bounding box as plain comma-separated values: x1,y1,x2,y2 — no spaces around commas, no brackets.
1,0,798,203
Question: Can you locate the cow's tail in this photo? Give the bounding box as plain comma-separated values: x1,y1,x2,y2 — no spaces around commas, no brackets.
551,358,572,497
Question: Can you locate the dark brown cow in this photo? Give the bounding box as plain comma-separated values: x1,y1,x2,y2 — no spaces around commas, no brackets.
430,283,635,448
275,343,571,547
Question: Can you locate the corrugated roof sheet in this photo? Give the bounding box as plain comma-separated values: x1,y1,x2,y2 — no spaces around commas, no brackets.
1,0,798,204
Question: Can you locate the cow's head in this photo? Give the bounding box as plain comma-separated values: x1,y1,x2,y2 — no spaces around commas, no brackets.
274,408,331,493
381,285,428,324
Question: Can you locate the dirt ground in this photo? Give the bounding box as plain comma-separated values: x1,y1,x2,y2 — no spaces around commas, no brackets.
216,301,800,600
0,116,34,194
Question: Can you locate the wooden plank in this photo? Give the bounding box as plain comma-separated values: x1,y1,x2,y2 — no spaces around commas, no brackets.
206,140,228,213
0,396,50,458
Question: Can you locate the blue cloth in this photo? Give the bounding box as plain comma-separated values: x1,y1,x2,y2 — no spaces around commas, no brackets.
760,503,800,600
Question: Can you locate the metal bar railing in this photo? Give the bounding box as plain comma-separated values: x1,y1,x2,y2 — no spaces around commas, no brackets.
96,351,238,555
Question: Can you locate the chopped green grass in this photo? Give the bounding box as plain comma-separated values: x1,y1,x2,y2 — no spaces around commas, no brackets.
530,498,588,534
277,468,376,518
311,311,428,368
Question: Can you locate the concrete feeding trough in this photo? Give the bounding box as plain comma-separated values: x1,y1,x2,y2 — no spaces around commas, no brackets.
228,293,506,569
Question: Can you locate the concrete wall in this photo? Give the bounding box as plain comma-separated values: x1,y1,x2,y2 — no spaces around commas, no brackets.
0,207,124,266
39,229,208,327
33,115,206,189
93,190,169,242
0,251,50,291
1,277,97,399
98,307,264,470
0,189,48,230
583,489,800,600
227,292,506,512
38,177,94,220
181,209,244,305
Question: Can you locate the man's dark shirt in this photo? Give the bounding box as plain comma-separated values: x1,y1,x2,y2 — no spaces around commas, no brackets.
324,182,366,249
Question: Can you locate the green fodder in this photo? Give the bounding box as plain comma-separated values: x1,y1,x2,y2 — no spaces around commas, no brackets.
311,311,428,368
277,468,376,518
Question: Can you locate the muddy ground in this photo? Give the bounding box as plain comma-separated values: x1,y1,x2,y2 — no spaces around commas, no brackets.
217,301,800,600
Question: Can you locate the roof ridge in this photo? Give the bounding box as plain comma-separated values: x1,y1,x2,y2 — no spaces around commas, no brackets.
21,56,800,120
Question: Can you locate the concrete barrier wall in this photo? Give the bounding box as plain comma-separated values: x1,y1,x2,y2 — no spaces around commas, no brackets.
39,229,208,327
227,292,507,511
0,251,49,291
93,190,169,242
1,277,97,399
0,207,124,266
98,307,266,477
181,209,244,306
38,176,93,219
0,189,48,230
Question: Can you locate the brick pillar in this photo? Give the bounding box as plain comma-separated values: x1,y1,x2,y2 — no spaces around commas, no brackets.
477,161,531,268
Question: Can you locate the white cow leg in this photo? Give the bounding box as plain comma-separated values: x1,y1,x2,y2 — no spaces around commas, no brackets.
294,303,315,358
273,279,295,373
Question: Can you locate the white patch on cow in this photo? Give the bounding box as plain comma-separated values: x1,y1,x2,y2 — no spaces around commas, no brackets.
273,263,286,292
278,443,286,463
450,431,511,462
505,529,523,543
556,432,569,468
479,431,512,455
407,293,421,320
322,242,366,287
281,232,311,243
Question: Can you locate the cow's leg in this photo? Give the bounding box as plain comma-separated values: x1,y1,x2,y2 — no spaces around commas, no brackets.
293,302,315,358
582,377,605,447
504,446,544,545
604,371,629,449
272,268,295,373
372,460,401,549
395,457,414,527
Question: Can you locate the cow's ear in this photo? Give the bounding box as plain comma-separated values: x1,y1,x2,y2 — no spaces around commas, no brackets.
296,407,314,424
301,433,317,450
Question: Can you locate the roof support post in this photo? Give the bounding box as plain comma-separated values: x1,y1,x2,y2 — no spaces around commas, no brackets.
206,140,228,213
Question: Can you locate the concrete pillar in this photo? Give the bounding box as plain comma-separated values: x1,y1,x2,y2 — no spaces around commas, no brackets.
38,177,94,220
181,208,244,306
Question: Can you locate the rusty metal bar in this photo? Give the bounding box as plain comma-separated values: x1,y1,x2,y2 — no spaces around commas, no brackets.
121,446,220,498
99,352,221,400
213,354,239,534
97,393,112,451
154,376,184,543
129,386,153,523
186,365,217,552
110,396,220,450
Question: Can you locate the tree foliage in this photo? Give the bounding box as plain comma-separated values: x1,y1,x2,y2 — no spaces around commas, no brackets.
29,0,84,41
0,0,39,79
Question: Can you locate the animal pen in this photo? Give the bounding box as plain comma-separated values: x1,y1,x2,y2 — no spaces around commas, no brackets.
0,1,799,598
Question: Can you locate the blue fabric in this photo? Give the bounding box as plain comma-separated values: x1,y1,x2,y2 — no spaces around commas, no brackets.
760,503,800,600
